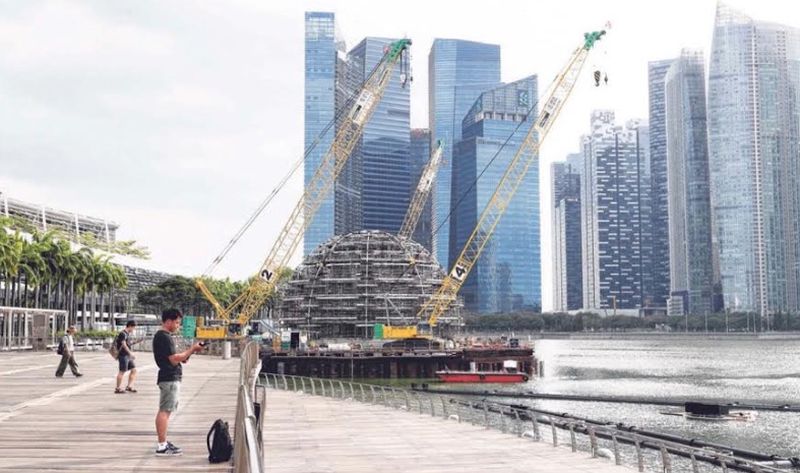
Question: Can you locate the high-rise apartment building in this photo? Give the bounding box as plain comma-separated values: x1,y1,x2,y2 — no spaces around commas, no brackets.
665,50,715,316
552,158,582,311
707,4,800,319
647,59,675,310
429,40,501,266
582,111,652,311
450,77,540,314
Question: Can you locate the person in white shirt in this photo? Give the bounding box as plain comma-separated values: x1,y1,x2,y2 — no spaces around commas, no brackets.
55,326,83,377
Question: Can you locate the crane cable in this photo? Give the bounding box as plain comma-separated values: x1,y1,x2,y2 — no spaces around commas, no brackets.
202,49,404,277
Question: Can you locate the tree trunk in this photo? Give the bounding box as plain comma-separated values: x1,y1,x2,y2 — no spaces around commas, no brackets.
109,288,116,330
98,292,105,329
82,291,88,331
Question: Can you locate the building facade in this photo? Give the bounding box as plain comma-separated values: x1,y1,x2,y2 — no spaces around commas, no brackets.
665,50,715,316
347,37,412,234
647,59,675,311
582,111,652,312
429,39,501,266
303,12,342,255
450,77,540,314
409,128,434,251
551,159,582,311
707,3,800,319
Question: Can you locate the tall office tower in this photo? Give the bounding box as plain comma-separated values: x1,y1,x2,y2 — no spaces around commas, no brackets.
648,59,675,310
582,111,652,312
665,50,715,316
707,3,800,320
347,37,412,233
409,128,434,251
552,158,583,311
304,12,345,255
450,76,540,314
429,40,501,266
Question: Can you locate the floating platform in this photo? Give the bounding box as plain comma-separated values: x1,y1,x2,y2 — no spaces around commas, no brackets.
261,346,535,380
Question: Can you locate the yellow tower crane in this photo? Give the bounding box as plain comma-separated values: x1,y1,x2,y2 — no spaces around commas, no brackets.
398,140,444,240
196,39,413,339
383,30,606,340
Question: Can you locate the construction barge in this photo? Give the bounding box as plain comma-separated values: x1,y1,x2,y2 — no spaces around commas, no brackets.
260,345,535,380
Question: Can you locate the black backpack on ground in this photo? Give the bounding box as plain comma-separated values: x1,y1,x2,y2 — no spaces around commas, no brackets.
207,419,233,463
56,339,64,355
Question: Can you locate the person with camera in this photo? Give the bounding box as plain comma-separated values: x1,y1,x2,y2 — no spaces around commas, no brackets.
152,308,204,457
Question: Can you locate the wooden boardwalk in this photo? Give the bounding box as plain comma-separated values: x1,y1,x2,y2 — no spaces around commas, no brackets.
264,389,633,473
0,351,239,472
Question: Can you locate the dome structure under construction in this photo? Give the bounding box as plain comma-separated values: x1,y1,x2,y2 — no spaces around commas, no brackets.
279,230,462,338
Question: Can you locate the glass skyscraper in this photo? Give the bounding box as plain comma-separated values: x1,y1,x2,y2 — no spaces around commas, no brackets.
429,40,501,267
552,158,582,311
581,111,652,311
707,4,800,318
450,76,540,314
303,12,342,255
348,37,412,233
647,59,674,310
409,128,433,251
665,49,715,316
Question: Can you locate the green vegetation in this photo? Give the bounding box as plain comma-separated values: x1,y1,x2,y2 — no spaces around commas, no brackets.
0,214,149,259
463,311,798,333
0,219,128,330
137,268,293,318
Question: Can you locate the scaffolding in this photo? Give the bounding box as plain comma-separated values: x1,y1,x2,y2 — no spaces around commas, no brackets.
279,230,462,338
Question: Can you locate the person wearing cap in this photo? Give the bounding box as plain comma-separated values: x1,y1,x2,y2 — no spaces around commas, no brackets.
55,326,83,378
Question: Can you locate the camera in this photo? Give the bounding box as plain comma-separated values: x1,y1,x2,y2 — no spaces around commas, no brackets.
198,341,207,347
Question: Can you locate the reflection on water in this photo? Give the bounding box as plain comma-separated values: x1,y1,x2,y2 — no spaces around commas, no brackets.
491,339,800,456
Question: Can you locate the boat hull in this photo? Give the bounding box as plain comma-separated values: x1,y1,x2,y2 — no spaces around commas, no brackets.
436,371,529,383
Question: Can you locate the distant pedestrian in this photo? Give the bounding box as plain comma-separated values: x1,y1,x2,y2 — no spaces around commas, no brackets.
55,326,83,378
153,308,204,456
115,320,139,394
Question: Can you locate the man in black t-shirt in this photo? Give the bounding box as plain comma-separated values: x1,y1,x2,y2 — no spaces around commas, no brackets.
115,320,138,394
152,308,204,457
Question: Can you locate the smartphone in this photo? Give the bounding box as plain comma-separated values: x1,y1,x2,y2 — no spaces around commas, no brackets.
198,341,207,347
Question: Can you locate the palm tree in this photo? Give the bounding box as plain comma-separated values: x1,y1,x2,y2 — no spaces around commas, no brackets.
106,263,128,330
19,235,46,308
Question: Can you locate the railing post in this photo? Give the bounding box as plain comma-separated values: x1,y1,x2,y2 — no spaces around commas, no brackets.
338,380,346,398
404,391,411,411
418,393,424,415
369,385,377,404
311,378,317,396
718,456,728,473
588,427,598,457
635,440,644,472
320,379,326,397
513,409,522,436
300,377,306,393
429,396,436,417
550,419,558,446
531,418,540,441
499,406,508,433
483,401,490,429
381,386,389,406
281,375,288,391
440,396,448,419
612,434,621,465
329,379,336,398
660,446,672,473
390,388,398,408
349,382,355,400
690,454,699,473
569,423,577,452
291,376,297,391
359,384,365,402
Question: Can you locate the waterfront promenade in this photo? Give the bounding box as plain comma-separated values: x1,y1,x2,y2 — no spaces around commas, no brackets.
0,351,631,473
0,351,238,471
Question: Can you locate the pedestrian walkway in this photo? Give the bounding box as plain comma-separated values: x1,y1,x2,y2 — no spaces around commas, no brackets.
264,388,633,473
0,351,238,472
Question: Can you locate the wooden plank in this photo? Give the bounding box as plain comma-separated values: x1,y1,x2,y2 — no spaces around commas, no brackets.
0,351,238,471
264,389,634,473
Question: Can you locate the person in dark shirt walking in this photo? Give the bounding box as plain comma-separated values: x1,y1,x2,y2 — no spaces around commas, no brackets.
152,308,204,456
115,320,139,394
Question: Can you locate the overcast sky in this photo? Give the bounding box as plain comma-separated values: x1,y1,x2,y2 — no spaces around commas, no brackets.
0,0,791,310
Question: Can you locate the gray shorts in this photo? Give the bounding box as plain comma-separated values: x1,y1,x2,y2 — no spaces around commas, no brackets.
158,381,180,412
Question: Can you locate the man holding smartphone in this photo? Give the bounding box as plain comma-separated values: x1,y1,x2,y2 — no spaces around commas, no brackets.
152,308,204,457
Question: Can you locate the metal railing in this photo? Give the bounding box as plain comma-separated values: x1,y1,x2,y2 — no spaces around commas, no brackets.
234,341,265,473
263,374,793,473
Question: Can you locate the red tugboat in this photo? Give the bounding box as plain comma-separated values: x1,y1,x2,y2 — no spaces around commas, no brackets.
436,360,530,383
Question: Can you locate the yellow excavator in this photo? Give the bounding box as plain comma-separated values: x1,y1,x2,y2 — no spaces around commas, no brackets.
382,30,607,339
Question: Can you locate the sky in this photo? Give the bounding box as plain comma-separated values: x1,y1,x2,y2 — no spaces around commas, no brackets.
0,0,792,310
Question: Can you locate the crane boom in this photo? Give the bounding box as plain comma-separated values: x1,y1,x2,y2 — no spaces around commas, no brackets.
417,30,606,329
197,39,412,332
398,140,444,240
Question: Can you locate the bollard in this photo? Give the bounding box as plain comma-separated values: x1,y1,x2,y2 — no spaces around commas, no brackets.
222,340,232,360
